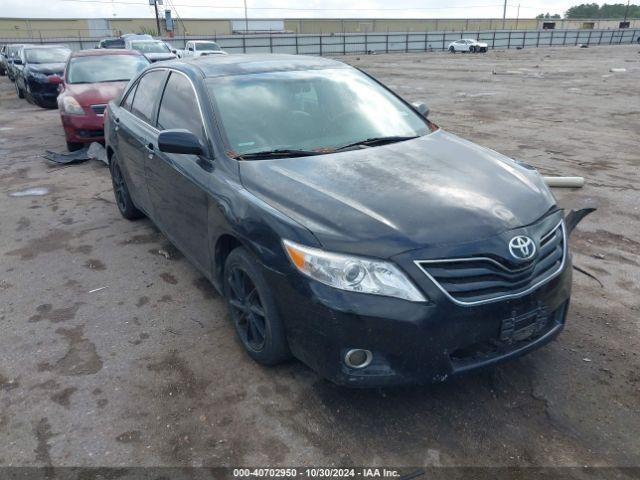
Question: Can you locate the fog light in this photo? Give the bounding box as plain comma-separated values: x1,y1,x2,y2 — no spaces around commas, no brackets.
344,349,373,369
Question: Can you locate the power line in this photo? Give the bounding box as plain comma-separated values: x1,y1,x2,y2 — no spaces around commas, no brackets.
61,0,522,12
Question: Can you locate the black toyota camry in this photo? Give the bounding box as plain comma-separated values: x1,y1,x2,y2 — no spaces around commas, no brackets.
105,54,589,387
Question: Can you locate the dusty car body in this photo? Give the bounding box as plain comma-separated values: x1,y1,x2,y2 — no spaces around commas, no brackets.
14,45,70,108
104,54,587,387
126,39,177,62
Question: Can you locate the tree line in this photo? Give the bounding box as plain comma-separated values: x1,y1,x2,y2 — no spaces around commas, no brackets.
536,3,640,19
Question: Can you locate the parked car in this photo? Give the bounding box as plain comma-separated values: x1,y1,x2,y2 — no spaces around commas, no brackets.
125,39,177,62
105,54,586,387
96,37,125,49
56,49,149,151
182,40,227,58
0,45,7,75
14,45,71,108
4,44,32,81
448,38,488,53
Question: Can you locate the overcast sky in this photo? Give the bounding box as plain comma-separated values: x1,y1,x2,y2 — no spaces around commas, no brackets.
3,0,576,20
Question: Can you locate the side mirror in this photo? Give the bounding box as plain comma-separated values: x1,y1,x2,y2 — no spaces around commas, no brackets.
412,102,429,118
158,129,203,155
188,47,194,51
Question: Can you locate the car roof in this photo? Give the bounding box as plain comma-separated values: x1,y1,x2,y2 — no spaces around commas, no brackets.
23,44,70,51
71,48,143,57
171,54,347,78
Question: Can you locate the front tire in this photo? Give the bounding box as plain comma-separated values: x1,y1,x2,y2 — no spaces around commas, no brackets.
223,247,290,366
470,46,476,53
449,46,455,53
15,81,24,99
109,153,144,220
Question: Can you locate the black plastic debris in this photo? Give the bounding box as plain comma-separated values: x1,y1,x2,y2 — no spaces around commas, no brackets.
42,142,108,166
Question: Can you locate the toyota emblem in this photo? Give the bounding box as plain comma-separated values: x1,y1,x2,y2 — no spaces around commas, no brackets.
509,235,536,260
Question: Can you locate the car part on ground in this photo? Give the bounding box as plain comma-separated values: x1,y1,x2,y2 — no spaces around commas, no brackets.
42,142,108,165
104,54,591,387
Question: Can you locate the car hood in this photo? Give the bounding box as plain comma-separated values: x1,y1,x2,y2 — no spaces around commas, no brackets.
144,52,176,62
239,129,556,258
64,81,128,107
27,62,65,75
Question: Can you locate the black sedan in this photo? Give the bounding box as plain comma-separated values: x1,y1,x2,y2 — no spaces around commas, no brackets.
14,45,70,108
105,54,587,387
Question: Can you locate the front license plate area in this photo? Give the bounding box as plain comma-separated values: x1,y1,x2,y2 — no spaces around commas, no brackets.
500,307,550,344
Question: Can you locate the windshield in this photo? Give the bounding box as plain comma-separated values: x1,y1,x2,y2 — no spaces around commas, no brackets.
205,68,431,156
196,42,221,51
25,47,70,64
131,41,170,54
67,55,149,84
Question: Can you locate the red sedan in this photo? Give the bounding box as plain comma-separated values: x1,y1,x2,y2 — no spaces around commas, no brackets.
57,49,149,151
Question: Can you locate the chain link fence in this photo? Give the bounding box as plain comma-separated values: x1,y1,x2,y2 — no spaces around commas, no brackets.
2,28,639,55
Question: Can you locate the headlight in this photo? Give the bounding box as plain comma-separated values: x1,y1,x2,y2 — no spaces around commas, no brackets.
61,96,85,115
283,239,426,302
30,72,49,82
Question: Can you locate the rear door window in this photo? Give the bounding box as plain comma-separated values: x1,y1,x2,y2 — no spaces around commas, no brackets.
130,70,166,125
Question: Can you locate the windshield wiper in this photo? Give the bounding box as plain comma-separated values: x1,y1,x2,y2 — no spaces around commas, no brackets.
335,135,419,151
234,149,323,160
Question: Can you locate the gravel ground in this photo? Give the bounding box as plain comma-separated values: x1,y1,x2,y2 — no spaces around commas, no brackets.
0,45,638,472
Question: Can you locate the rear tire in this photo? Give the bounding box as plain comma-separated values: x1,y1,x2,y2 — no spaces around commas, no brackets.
223,247,290,366
449,46,455,53
470,46,476,53
109,153,144,220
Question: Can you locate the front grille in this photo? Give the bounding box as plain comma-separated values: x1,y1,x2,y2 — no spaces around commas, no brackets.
91,104,107,116
415,220,566,306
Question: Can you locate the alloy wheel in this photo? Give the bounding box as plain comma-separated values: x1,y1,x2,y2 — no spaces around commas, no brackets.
226,266,267,351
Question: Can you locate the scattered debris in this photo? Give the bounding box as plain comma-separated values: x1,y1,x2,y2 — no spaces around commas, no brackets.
579,44,589,48
543,176,585,188
609,68,627,73
573,265,604,288
88,286,108,294
583,358,592,363
42,142,108,166
9,187,50,197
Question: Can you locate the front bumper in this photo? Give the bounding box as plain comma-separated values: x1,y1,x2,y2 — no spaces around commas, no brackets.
266,256,572,387
26,79,60,107
60,112,105,144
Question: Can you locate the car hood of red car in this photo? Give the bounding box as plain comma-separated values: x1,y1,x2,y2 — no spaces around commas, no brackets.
63,81,129,107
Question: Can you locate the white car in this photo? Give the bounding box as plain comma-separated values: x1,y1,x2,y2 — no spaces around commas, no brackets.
183,40,227,58
448,39,488,53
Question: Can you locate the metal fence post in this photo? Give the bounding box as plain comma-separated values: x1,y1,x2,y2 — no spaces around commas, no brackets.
424,31,428,52
295,34,299,54
522,31,526,48
550,29,554,46
242,35,246,53
364,32,368,54
319,34,323,56
563,30,567,46
609,30,614,44
405,33,409,53
442,32,445,51
587,30,592,45
493,31,496,49
507,31,511,48
599,30,603,45
269,33,273,53
385,33,389,53
536,30,540,47
618,29,623,44
343,34,346,55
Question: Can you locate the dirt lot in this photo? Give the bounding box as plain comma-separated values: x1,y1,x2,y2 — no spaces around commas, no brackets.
0,45,639,472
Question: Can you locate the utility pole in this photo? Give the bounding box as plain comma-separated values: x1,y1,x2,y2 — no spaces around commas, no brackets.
153,0,161,37
502,0,507,29
244,0,249,33
623,0,631,22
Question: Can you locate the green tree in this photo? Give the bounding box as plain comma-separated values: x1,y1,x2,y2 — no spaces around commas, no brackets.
565,3,640,18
